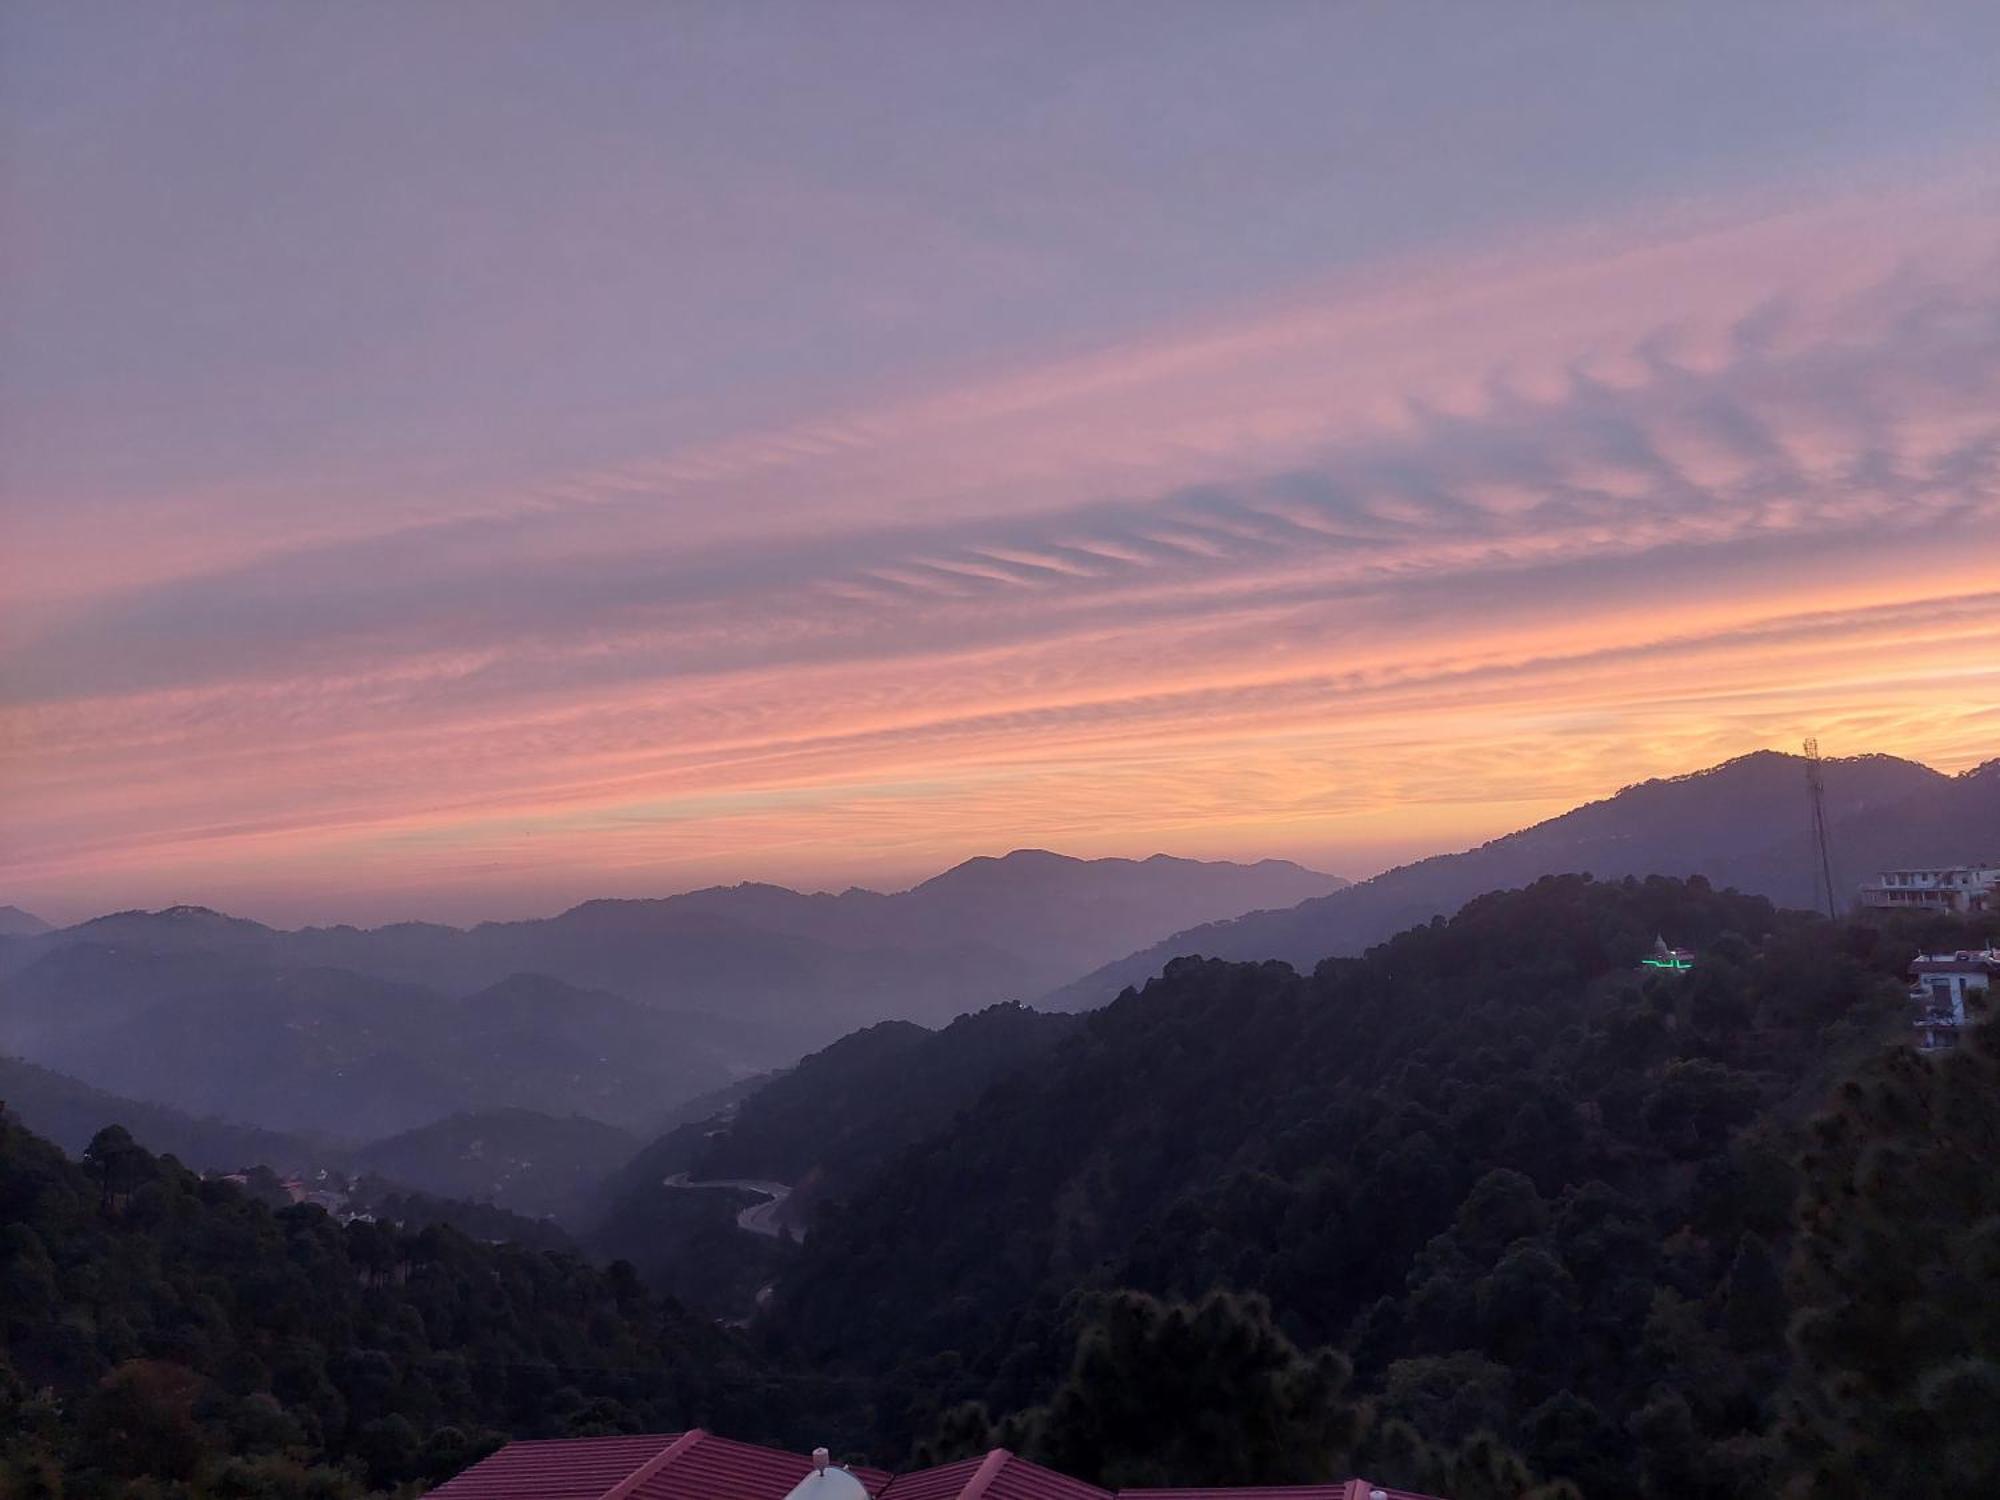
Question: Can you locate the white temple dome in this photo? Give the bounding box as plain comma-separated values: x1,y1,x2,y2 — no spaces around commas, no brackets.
781,1461,870,1500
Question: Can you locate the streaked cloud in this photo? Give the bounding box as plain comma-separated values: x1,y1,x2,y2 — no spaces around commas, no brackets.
6,173,1998,922
4,6,1998,922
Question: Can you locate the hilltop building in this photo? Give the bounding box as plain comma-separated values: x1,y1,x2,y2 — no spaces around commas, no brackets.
1641,936,1694,972
1859,865,2000,915
424,1431,1441,1500
1909,948,1996,1052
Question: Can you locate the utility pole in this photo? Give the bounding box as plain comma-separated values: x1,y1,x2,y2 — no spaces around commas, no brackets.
1804,738,1840,919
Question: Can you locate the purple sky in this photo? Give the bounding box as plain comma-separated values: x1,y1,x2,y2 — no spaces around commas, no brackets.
4,2,1999,924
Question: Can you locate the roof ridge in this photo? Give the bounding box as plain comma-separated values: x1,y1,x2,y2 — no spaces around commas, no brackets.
955,1448,1014,1500
600,1429,705,1500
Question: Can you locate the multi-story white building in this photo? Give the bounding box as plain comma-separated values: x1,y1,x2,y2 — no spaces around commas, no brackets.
1909,949,1997,1051
1861,865,2000,915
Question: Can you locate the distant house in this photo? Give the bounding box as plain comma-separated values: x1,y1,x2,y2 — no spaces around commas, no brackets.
1859,865,2000,915
423,1430,1443,1500
1909,949,1997,1052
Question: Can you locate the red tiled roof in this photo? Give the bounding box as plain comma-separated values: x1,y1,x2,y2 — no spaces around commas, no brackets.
875,1449,1111,1499
425,1435,1442,1500
632,1432,892,1500
425,1431,891,1500
870,1456,990,1500
427,1435,686,1500
1121,1485,1430,1500
978,1454,1112,1500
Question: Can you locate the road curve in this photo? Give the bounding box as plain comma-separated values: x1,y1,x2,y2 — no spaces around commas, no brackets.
660,1173,800,1240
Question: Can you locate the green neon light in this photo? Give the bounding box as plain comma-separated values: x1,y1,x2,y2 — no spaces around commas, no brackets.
1641,956,1693,971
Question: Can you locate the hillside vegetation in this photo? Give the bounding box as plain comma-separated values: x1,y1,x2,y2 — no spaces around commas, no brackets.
0,1119,860,1498
587,1003,1082,1309
350,1109,639,1224
776,877,2000,1497
4,876,1995,1498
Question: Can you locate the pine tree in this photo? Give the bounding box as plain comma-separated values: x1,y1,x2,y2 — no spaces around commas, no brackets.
1780,1013,2000,1496
1021,1288,1362,1488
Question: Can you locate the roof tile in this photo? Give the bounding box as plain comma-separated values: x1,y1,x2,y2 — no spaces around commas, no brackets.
878,1450,1108,1500
426,1435,685,1500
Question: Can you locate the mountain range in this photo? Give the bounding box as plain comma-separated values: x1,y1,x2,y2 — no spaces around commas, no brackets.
0,852,1341,1144
3,748,1992,1200
1047,750,1999,1006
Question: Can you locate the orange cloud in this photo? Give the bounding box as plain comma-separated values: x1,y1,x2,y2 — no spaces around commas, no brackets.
4,169,1998,923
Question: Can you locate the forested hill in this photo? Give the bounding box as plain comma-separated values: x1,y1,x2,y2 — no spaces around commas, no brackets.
775,876,2000,1497
0,1117,862,1498
630,1002,1080,1198
350,1108,640,1223
3,880,1996,1498
586,1003,1082,1311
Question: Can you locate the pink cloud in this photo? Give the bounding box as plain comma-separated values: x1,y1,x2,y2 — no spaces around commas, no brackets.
5,167,2000,921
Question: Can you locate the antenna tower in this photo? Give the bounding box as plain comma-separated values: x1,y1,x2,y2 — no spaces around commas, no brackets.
1803,738,1840,919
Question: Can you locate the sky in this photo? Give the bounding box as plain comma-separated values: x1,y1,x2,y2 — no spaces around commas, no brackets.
3,1,1999,926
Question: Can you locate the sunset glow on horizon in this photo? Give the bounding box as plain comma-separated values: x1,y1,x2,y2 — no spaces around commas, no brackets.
4,4,1999,926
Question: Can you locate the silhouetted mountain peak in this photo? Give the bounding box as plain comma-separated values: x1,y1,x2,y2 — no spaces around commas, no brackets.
908,848,1077,888
1047,745,1988,1007
0,906,52,938
69,905,278,948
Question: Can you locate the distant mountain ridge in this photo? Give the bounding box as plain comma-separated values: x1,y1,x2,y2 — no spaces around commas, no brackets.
0,1053,321,1172
0,851,1342,1141
0,906,52,938
0,949,759,1138
1048,750,1997,1006
1,851,1343,1041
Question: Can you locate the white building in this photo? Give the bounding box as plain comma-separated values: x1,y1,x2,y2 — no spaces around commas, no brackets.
1909,949,1997,1051
1860,865,2000,915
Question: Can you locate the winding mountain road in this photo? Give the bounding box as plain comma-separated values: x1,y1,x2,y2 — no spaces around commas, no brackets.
660,1173,799,1239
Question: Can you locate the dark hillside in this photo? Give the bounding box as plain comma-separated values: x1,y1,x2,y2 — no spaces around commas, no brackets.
689,1003,1082,1193
778,876,1973,1495
350,1108,638,1223
587,1004,1082,1309
0,1115,856,1497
